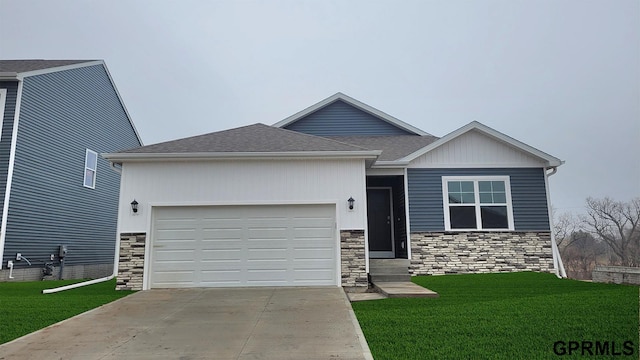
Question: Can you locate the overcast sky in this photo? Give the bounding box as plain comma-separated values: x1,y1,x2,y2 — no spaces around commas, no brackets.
1,0,638,215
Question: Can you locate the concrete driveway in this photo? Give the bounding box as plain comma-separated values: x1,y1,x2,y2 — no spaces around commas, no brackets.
0,287,372,360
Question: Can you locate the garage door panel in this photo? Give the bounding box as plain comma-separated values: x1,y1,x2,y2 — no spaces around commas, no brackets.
247,248,287,260
201,229,244,240
154,249,196,261
152,270,195,285
151,204,337,288
293,248,333,259
200,249,242,261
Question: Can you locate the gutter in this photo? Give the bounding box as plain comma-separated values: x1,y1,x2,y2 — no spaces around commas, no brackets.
0,72,18,81
102,150,382,162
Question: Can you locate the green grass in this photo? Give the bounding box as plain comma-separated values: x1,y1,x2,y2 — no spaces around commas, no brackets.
352,272,638,359
0,279,134,344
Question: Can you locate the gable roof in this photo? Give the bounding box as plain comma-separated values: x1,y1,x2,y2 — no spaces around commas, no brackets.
0,60,96,73
273,92,431,136
401,121,563,167
0,59,143,146
105,123,381,162
326,135,439,161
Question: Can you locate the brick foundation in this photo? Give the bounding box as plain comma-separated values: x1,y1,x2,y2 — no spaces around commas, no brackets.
410,232,554,275
340,230,368,291
116,232,146,290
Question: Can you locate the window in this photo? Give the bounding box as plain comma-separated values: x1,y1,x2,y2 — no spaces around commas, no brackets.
442,176,513,231
84,149,98,188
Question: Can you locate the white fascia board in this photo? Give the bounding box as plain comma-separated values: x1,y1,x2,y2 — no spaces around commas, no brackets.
370,160,410,168
102,150,382,163
273,92,431,136
401,121,563,167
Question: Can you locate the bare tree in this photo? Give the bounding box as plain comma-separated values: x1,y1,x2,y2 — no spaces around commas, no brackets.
562,231,606,279
582,197,640,267
553,209,579,255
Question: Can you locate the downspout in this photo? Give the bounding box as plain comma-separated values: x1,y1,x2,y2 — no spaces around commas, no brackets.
545,166,567,278
43,161,124,294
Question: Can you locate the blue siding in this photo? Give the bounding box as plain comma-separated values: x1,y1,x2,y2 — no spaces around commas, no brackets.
284,100,414,135
408,168,550,232
3,64,141,268
0,81,19,228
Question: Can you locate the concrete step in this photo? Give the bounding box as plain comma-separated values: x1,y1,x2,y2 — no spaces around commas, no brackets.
369,274,411,282
369,259,410,268
372,281,439,298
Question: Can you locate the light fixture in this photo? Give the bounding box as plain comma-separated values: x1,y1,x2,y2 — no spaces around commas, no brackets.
131,199,139,213
348,197,355,210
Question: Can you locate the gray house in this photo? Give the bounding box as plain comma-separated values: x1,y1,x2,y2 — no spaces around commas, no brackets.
0,60,142,281
105,93,564,291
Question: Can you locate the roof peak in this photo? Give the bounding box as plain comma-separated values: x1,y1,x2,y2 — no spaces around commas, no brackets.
273,92,431,136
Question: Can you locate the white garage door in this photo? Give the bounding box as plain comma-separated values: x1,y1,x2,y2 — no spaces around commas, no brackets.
150,204,337,288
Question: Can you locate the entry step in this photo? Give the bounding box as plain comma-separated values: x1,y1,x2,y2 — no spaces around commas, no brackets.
369,259,411,282
372,281,439,298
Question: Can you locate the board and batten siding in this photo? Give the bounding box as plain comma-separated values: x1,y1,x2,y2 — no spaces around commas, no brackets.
407,168,550,232
408,130,546,168
3,65,141,267
0,81,19,233
117,159,367,233
283,100,414,136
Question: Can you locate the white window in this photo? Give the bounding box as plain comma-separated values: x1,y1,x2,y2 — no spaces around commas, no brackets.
442,176,514,231
84,149,98,189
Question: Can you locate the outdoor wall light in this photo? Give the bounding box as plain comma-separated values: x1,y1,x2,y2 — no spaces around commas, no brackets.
348,197,355,210
131,199,139,213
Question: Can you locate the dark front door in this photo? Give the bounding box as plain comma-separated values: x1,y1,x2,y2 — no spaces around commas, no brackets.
367,188,394,258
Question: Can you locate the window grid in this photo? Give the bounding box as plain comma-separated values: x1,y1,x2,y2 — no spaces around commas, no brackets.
443,176,513,231
84,149,97,189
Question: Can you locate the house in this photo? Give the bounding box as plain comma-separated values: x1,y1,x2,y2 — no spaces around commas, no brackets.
105,93,564,291
0,60,142,281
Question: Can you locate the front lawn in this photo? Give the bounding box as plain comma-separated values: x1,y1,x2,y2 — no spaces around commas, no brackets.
0,279,133,344
352,272,638,359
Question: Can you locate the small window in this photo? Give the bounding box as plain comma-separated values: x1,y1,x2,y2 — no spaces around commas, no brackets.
442,176,514,231
84,149,98,189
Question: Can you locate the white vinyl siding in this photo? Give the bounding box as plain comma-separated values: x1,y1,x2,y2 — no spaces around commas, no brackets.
116,159,367,233
442,176,514,231
150,204,337,288
409,130,545,168
84,149,98,188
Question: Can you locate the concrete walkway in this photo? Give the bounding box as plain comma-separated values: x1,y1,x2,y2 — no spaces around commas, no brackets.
0,287,372,360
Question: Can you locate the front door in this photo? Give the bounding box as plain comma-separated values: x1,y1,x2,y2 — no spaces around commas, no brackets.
367,188,394,258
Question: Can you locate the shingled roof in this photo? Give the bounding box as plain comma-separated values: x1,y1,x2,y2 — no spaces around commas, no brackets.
326,135,439,161
118,123,373,154
0,60,95,73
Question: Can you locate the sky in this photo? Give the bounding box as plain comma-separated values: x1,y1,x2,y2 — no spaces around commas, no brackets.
0,0,638,215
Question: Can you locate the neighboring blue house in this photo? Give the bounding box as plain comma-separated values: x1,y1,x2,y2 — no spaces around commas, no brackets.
105,92,565,291
0,60,142,281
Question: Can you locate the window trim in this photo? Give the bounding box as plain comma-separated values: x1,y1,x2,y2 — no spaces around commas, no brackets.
84,149,98,189
442,176,514,231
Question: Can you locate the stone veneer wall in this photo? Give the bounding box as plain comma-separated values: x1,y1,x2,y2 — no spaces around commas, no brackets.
116,233,146,290
592,266,640,285
340,230,368,291
410,232,553,275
